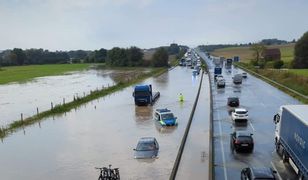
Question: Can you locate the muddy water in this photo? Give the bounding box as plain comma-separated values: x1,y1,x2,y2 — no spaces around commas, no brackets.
0,67,200,180
0,69,145,126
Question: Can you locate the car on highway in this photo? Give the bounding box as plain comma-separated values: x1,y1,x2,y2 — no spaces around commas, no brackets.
231,108,248,123
233,74,243,84
230,131,254,152
217,79,225,88
215,74,223,81
240,167,277,180
154,108,177,126
134,137,159,159
227,97,239,107
242,72,248,78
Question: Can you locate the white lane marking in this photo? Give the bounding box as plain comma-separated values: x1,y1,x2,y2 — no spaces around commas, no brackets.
249,121,255,132
271,161,282,180
217,111,228,180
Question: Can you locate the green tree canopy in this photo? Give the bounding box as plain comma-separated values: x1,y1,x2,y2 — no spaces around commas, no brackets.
293,31,308,68
152,47,168,67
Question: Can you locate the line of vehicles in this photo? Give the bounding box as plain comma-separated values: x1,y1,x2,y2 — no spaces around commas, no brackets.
211,55,308,179
179,49,202,76
210,55,279,179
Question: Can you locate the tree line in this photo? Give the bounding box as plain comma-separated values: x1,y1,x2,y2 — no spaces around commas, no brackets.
0,43,187,67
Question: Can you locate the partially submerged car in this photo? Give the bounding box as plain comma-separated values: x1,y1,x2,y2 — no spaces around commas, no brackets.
154,108,178,126
134,137,159,159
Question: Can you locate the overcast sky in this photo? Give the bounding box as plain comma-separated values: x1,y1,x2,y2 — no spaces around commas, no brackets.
0,0,308,50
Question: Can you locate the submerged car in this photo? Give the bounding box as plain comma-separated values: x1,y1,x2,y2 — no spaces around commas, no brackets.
134,137,159,159
154,108,178,126
241,167,277,180
231,108,248,123
230,131,254,153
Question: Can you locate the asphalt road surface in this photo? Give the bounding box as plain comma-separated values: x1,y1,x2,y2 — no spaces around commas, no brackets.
198,51,300,180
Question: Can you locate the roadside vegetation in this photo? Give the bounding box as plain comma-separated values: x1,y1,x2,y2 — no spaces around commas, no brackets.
0,64,91,84
0,67,167,139
209,33,308,103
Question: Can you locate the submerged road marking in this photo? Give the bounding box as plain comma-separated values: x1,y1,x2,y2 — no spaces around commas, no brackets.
216,110,228,180
271,161,282,180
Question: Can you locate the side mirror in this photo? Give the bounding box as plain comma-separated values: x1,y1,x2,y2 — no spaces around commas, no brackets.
272,170,277,174
273,114,280,124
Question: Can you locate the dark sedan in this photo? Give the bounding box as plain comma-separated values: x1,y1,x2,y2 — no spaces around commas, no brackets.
230,131,254,153
241,167,277,180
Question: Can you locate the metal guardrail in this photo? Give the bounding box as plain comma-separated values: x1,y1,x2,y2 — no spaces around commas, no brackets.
169,69,204,180
234,63,308,100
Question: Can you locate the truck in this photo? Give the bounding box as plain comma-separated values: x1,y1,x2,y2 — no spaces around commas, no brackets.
225,58,233,68
214,67,222,78
133,84,160,106
234,56,240,62
273,105,308,179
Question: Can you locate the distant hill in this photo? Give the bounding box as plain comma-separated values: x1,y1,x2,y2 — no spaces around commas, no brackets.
260,38,288,45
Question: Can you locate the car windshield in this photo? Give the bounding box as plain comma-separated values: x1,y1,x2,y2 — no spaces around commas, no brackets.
238,136,252,141
161,113,174,120
136,142,156,151
135,91,150,96
236,111,247,114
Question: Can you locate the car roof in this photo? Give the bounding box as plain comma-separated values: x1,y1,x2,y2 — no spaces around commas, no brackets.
235,108,247,112
250,167,275,178
139,137,156,143
155,108,171,113
235,131,252,137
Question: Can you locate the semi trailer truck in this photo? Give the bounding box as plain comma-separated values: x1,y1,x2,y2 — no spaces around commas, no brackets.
133,84,160,106
273,105,308,179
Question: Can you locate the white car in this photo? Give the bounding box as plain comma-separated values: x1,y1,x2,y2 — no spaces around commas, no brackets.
215,75,223,81
231,108,248,123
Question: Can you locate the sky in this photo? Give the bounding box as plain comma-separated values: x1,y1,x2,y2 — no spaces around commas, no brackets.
0,0,308,50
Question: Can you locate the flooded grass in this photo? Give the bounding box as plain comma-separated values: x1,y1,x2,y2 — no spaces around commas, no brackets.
0,67,167,139
0,64,92,84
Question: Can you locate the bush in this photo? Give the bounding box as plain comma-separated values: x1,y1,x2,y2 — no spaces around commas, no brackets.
273,60,284,69
293,31,308,68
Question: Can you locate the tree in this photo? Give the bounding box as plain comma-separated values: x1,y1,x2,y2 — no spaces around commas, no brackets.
126,46,143,66
292,31,308,68
152,47,168,67
106,47,127,66
250,43,266,64
168,43,180,55
12,48,26,65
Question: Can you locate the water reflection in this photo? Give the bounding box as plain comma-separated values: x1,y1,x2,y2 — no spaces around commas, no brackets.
154,121,177,134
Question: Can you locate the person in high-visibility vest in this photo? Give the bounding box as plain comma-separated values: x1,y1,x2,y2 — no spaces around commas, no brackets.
179,93,184,102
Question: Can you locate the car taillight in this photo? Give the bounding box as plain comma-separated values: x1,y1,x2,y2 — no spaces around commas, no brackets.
235,140,240,144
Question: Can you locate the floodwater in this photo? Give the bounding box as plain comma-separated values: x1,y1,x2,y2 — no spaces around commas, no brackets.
0,69,145,126
0,66,200,180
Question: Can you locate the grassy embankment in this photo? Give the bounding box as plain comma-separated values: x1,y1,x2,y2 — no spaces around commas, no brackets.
0,67,167,139
212,44,308,103
0,64,92,84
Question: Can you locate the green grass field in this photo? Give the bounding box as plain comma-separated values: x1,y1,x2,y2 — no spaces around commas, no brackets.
289,69,308,77
0,64,91,84
212,43,295,63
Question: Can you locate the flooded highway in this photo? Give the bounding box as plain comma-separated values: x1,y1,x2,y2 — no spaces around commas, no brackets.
0,67,200,180
0,68,147,126
176,74,211,180
199,51,300,180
